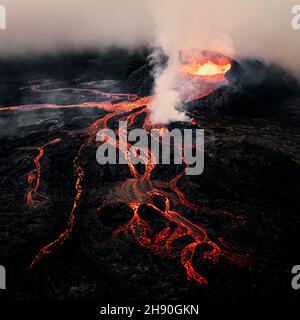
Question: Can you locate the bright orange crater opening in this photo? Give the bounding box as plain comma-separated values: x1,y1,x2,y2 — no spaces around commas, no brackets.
181,60,231,77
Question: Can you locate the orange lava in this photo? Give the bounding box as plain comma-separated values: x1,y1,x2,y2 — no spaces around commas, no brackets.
177,50,232,102
1,68,250,284
181,60,231,77
19,138,61,205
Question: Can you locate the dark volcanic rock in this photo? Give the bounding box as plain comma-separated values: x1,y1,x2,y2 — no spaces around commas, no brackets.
122,64,154,96
188,59,300,121
0,50,299,303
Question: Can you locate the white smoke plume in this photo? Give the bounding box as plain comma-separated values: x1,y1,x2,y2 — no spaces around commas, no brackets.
148,0,300,123
0,0,300,123
150,49,187,124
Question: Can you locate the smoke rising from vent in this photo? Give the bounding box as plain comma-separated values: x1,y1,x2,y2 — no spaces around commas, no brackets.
0,0,299,122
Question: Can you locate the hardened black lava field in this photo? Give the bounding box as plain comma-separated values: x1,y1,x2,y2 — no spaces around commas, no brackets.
0,49,299,302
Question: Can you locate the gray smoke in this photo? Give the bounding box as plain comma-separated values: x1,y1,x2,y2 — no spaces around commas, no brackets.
1,0,299,122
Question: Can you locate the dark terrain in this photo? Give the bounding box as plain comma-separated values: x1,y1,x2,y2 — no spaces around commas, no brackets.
0,49,299,302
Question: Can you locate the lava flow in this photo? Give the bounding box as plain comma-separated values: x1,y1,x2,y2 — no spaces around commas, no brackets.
0,53,250,285
178,50,232,102
19,138,61,205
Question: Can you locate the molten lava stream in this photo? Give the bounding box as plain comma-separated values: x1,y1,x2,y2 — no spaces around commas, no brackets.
28,94,151,269
28,111,119,269
0,80,249,284
21,138,61,205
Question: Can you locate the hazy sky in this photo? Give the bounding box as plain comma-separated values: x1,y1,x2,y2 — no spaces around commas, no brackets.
0,0,299,65
1,1,300,122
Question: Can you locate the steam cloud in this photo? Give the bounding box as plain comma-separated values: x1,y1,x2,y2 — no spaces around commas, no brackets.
1,0,300,122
